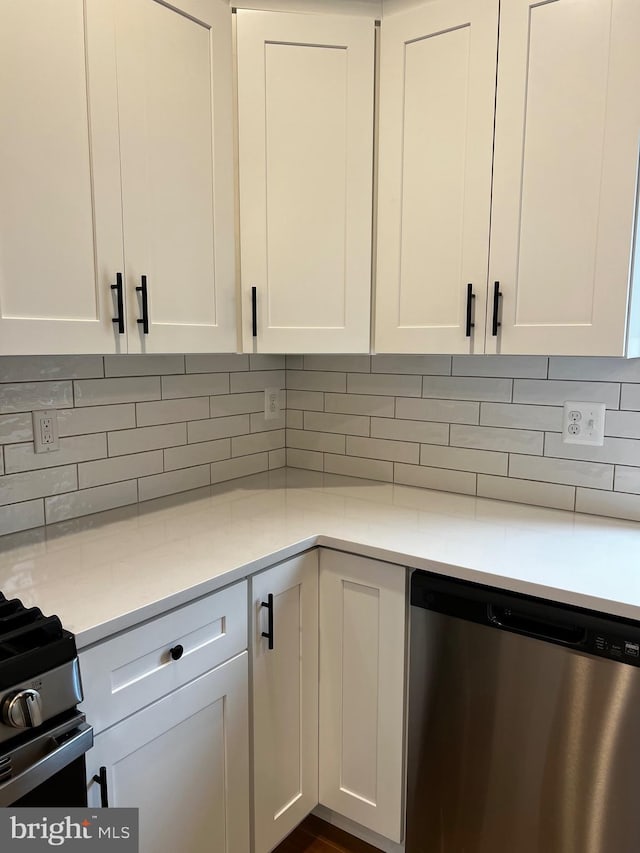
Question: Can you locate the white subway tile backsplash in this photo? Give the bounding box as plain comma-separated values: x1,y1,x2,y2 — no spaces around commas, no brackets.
58,404,136,436
346,436,419,464
138,467,210,503
5,434,107,474
0,381,73,413
164,439,230,471
396,397,479,424
287,448,324,471
576,488,640,522
304,355,370,373
324,454,393,482
423,376,512,402
187,415,250,444
108,423,186,457
210,453,269,484
395,463,476,496
75,377,160,407
0,466,77,506
371,417,448,445
480,402,562,432
509,454,613,490
104,355,184,377
513,379,620,408
286,370,345,393
0,356,104,382
0,413,33,444
186,354,249,373
420,444,508,476
614,466,640,495
325,393,395,417
453,355,547,379
478,475,575,511
232,429,285,457
348,372,421,397
0,500,45,535
233,370,286,393
45,481,138,524
162,373,229,399
544,432,640,467
79,451,163,489
304,411,369,436
136,398,209,427
451,425,543,455
371,355,451,375
4,353,640,535
287,429,346,454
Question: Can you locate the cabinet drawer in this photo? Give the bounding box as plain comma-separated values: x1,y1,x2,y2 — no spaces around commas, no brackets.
80,581,247,734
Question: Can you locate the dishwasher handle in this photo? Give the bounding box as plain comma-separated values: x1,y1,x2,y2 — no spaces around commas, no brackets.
488,604,587,646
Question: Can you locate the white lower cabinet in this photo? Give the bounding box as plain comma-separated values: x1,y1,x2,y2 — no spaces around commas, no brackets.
252,551,319,853
319,550,407,844
86,652,249,853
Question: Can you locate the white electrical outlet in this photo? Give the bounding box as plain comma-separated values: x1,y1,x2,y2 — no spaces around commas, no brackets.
264,388,281,421
562,401,606,446
33,409,59,453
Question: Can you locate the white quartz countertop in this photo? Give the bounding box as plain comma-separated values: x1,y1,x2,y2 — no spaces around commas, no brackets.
1,468,640,648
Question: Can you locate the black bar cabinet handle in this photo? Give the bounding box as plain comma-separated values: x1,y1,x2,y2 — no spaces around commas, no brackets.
93,766,109,807
492,281,502,336
251,286,257,337
111,273,124,335
136,275,149,335
261,593,274,650
465,282,475,338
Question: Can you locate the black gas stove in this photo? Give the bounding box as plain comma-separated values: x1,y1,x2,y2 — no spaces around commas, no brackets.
0,591,93,805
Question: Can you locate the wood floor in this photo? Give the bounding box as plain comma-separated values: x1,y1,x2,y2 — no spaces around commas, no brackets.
272,816,381,853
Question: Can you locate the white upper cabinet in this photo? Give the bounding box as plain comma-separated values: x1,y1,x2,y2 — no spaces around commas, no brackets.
375,0,498,354
116,0,237,353
0,0,123,354
488,0,640,356
0,0,236,355
236,9,375,353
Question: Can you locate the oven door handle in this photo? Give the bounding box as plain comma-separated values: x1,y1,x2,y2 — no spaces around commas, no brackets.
0,722,93,807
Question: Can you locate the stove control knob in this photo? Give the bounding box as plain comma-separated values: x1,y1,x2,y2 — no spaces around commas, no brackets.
2,689,44,729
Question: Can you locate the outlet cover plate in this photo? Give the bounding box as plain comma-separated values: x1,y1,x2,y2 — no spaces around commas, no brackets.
33,409,59,453
264,388,282,421
562,401,605,446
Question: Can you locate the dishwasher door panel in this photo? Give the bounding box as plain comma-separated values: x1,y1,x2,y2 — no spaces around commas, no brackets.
406,608,640,853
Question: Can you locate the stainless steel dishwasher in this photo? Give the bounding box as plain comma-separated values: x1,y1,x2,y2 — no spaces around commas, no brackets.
407,570,640,853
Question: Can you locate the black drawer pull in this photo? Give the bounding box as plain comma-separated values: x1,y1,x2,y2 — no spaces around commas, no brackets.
136,275,149,334
169,644,184,661
465,282,475,338
111,273,124,334
93,766,109,808
261,593,274,650
251,286,257,337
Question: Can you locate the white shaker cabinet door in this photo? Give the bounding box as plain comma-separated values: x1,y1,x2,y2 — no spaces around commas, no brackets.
236,10,375,353
115,0,236,353
375,0,498,354
488,0,640,356
86,653,249,853
319,550,407,843
0,0,124,354
252,551,319,853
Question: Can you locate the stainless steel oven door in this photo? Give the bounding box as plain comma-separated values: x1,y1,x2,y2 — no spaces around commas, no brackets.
0,712,93,806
